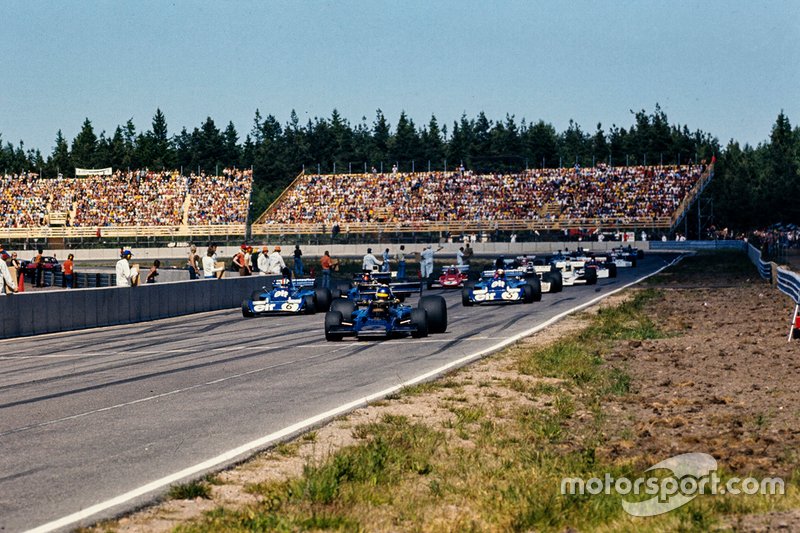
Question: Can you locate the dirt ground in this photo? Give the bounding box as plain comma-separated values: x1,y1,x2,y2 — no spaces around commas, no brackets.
89,252,800,532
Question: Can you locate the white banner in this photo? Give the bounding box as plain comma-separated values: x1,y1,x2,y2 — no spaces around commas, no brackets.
75,167,113,176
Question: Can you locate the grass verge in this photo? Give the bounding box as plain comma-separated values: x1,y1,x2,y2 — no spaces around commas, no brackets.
173,287,797,532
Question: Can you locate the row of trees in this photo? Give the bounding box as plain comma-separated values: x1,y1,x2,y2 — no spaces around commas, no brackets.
710,111,800,231
1,107,797,231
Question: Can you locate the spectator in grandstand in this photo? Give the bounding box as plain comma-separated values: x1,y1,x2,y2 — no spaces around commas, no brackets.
63,254,74,289
187,245,200,280
382,248,391,273
257,246,270,275
395,245,407,278
293,245,303,277
267,245,287,275
362,248,382,272
146,260,160,284
0,253,17,295
115,250,136,287
202,249,224,279
320,250,333,289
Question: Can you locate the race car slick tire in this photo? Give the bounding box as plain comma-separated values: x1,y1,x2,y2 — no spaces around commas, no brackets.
527,276,542,301
606,263,617,278
521,284,535,304
303,295,316,314
462,288,474,307
324,311,344,341
250,290,265,301
550,271,563,292
314,288,332,312
330,299,356,318
242,300,255,318
410,308,428,338
419,295,447,333
585,270,598,285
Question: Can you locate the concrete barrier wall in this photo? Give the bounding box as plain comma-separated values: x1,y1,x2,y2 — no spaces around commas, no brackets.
0,275,280,340
22,240,651,263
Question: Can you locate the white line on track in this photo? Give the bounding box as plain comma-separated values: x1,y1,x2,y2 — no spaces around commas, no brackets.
27,255,684,533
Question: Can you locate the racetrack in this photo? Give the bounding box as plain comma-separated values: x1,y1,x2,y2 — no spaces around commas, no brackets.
0,254,679,533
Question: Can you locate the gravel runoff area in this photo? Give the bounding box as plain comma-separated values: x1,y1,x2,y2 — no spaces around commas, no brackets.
85,251,800,532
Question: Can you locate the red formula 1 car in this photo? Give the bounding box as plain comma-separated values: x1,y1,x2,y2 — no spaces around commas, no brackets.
428,264,470,289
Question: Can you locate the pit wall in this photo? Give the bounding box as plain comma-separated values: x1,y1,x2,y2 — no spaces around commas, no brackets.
0,276,278,339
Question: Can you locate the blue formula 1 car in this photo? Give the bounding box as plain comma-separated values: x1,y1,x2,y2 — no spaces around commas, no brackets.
332,272,423,304
462,269,541,307
242,278,332,317
324,285,447,341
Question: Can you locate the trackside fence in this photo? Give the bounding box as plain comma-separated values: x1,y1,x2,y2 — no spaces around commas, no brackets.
746,243,800,341
649,240,746,251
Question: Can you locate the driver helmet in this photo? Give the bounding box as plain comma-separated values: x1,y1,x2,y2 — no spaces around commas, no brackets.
494,268,505,279
375,285,392,301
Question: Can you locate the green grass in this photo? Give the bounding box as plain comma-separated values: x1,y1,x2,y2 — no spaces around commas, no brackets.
172,275,798,532
168,479,214,500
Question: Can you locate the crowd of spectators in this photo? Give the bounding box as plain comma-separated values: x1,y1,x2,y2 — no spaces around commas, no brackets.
266,165,703,225
0,168,252,228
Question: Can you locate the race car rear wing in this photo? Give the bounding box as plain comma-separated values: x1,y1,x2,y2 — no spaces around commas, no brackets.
480,269,526,279
272,277,316,289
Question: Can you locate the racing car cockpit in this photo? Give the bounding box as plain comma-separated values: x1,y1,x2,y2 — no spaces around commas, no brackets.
368,285,395,317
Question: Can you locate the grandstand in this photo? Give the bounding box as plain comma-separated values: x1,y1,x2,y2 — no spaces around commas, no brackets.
0,168,253,239
252,164,711,235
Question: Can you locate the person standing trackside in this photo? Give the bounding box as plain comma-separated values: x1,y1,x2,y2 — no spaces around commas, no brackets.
382,248,391,272
268,245,287,275
463,243,473,267
63,254,75,289
320,250,333,289
0,252,18,295
420,245,442,279
203,247,224,279
33,248,45,287
115,250,136,287
395,245,406,279
456,247,465,266
293,244,303,277
187,245,200,280
146,260,160,283
362,248,382,272
257,246,270,275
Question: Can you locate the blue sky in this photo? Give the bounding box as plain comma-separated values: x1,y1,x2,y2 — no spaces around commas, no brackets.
1,0,797,154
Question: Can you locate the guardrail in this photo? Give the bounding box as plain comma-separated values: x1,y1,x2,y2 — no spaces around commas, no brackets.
0,225,247,239
251,217,673,236
649,240,747,251
747,243,773,281
746,242,800,341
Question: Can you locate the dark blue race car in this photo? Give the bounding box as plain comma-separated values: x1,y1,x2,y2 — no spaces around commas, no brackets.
242,278,332,317
324,285,447,341
462,269,541,307
332,272,423,304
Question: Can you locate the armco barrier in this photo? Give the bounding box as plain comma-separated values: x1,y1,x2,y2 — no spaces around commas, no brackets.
649,240,747,251
776,268,800,304
0,275,281,340
747,243,773,280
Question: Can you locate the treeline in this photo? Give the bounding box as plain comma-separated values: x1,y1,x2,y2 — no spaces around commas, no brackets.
710,111,800,231
3,107,798,232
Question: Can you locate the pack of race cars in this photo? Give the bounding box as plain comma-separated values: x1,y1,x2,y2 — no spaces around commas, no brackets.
241,246,643,342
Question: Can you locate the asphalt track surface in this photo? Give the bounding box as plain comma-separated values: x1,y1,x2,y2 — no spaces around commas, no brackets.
0,254,679,532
